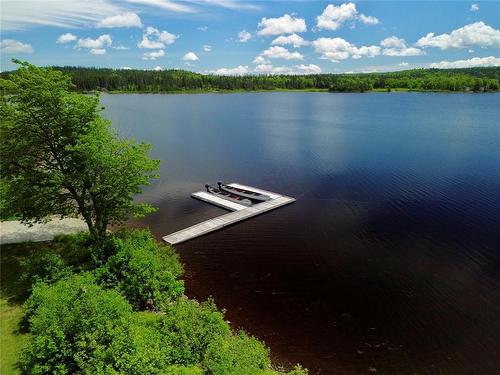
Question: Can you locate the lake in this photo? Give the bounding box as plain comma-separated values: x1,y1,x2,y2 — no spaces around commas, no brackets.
102,92,500,374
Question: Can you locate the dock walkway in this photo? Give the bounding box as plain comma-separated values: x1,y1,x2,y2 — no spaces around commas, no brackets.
163,183,295,245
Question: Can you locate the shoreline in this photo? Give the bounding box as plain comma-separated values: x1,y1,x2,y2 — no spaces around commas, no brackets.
93,88,499,95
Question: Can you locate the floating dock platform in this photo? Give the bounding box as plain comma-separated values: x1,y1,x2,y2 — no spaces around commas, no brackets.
162,183,295,245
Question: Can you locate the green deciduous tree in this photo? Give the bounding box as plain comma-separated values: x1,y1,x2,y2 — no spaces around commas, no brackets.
0,61,159,246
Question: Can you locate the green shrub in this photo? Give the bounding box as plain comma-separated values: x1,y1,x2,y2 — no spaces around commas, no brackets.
18,251,72,299
204,330,272,375
154,298,231,366
20,273,135,374
108,311,207,374
52,232,95,271
95,229,184,310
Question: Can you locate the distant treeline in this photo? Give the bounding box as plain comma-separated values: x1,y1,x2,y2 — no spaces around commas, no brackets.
3,66,500,93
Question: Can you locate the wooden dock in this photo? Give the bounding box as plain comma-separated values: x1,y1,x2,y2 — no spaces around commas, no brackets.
191,191,247,211
163,183,295,245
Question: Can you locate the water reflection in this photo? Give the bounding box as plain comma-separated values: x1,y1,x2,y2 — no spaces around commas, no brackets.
102,92,500,374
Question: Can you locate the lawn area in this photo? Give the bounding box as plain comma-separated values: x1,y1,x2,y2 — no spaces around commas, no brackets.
0,298,28,375
1,241,55,375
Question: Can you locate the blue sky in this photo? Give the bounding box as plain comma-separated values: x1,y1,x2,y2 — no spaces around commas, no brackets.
1,1,499,74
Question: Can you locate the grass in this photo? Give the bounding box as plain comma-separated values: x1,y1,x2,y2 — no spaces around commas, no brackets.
0,299,28,375
0,240,76,374
0,237,93,373
0,242,37,375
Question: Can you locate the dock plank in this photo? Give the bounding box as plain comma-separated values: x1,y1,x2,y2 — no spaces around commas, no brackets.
191,191,247,211
163,185,295,245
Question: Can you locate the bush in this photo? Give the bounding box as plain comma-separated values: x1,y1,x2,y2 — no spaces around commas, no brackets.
20,273,134,374
204,331,271,375
18,251,72,299
108,311,206,374
95,229,184,310
155,298,231,366
52,232,95,271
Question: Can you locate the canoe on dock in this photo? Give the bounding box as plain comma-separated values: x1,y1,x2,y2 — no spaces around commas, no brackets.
205,184,252,207
218,181,271,202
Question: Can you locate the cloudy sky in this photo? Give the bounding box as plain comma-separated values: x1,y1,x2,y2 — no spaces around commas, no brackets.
1,0,500,74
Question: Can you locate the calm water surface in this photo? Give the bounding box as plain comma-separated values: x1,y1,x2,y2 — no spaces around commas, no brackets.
102,92,500,374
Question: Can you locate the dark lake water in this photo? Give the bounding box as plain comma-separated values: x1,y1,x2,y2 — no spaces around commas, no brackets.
102,92,500,374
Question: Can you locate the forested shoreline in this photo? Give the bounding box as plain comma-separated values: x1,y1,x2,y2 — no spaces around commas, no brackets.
3,66,498,93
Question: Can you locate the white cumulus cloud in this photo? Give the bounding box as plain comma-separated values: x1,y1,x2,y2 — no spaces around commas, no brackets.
203,45,212,52
154,65,163,71
253,56,270,64
296,64,322,74
254,63,322,75
429,56,500,69
312,37,380,62
380,36,424,56
138,26,177,49
210,63,322,76
416,22,500,50
260,46,304,60
183,52,199,61
0,39,34,53
238,30,252,43
358,14,379,25
142,49,165,60
399,62,409,67
210,65,250,75
57,33,77,44
76,35,114,54
254,64,293,74
316,3,379,31
257,14,306,36
97,12,142,28
271,34,309,48
77,34,112,49
470,4,479,12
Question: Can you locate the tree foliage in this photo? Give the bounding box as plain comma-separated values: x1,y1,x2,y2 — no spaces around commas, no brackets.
18,252,72,300
95,229,184,310
155,298,231,366
3,65,496,93
0,61,159,245
204,331,272,375
20,273,135,374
